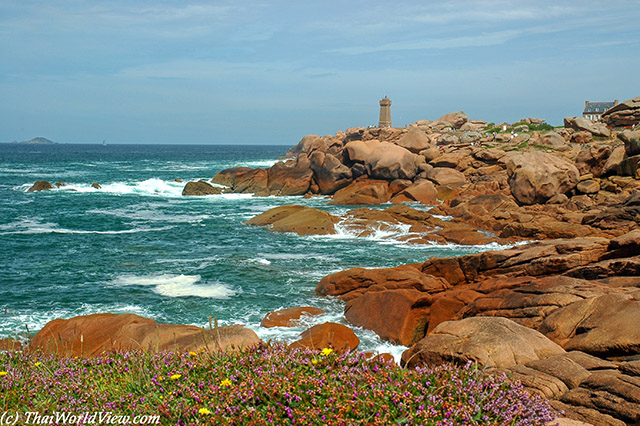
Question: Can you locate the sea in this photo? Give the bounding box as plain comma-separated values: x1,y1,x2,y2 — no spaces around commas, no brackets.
0,143,510,359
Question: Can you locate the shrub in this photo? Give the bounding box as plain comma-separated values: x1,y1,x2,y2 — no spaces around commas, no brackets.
0,343,558,425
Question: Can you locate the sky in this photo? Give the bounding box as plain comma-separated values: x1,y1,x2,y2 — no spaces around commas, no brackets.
1,1,639,145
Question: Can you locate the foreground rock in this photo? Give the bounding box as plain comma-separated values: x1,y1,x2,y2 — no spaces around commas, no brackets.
315,229,640,424
261,306,326,328
28,181,53,192
401,317,565,369
289,322,359,352
182,180,223,196
246,205,339,235
29,313,261,357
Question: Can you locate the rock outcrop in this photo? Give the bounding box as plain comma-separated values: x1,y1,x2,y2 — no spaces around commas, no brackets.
289,322,359,352
506,152,579,205
246,205,339,235
28,181,53,192
28,313,261,357
601,96,640,127
182,180,222,196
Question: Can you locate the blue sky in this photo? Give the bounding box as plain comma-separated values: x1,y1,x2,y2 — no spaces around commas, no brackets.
1,1,639,144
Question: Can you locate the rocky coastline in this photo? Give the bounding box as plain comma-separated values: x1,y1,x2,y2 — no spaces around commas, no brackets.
19,97,640,425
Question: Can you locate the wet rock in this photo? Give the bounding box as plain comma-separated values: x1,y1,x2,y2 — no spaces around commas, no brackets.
182,180,223,196
91,182,101,189
246,205,339,236
28,181,53,192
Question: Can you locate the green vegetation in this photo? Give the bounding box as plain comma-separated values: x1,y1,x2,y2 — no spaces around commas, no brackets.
0,343,557,425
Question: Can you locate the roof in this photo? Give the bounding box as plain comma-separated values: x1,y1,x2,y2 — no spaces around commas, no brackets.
583,101,616,114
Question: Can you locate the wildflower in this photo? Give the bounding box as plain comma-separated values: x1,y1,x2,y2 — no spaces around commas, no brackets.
0,371,7,377
198,408,211,415
170,374,182,380
189,351,197,357
220,379,232,387
321,348,333,356
34,362,41,367
312,359,318,365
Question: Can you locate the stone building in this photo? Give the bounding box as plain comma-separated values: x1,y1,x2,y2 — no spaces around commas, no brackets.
379,96,392,127
583,100,618,121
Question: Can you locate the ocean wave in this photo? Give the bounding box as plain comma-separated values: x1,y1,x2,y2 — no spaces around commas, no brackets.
0,218,174,235
111,273,236,299
87,207,211,224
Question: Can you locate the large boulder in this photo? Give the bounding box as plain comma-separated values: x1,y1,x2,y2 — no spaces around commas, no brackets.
437,111,468,129
285,135,326,157
28,313,261,357
618,129,640,156
564,116,611,137
365,142,418,180
601,96,640,127
289,322,359,352
390,180,438,204
182,180,222,196
539,293,640,356
401,317,565,369
344,289,431,346
212,167,269,195
261,306,326,328
506,152,579,205
28,181,53,192
394,128,431,153
267,157,313,196
246,205,339,235
309,151,353,194
329,179,391,205
426,167,467,186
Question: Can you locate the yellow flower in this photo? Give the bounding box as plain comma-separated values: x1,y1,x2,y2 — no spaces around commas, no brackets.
189,351,197,357
34,362,42,367
0,371,7,377
311,359,318,365
321,348,333,356
198,408,211,415
170,374,182,380
220,379,232,387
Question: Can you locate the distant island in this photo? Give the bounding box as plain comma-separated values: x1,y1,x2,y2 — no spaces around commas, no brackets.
13,137,57,144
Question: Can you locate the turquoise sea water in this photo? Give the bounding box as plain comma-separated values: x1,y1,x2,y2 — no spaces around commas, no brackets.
0,144,508,357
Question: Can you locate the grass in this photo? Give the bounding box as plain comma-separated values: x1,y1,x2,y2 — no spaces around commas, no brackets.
0,343,558,425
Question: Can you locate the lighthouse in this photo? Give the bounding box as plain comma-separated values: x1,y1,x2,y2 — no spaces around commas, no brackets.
378,96,392,128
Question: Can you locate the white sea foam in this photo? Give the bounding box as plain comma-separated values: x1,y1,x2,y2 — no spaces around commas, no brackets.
0,218,174,235
112,273,235,299
87,207,211,224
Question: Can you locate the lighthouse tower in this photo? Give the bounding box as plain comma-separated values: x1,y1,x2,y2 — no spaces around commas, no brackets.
378,96,392,128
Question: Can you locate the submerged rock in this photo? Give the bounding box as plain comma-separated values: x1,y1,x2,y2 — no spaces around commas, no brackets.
246,205,339,235
261,307,326,328
28,181,53,192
